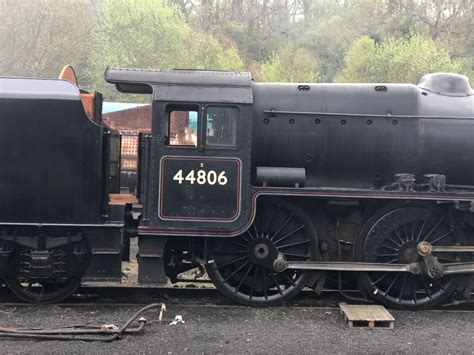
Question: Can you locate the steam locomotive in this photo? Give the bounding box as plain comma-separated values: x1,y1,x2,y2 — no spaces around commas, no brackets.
1,65,474,309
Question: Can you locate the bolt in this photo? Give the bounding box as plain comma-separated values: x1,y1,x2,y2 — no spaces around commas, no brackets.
417,241,432,256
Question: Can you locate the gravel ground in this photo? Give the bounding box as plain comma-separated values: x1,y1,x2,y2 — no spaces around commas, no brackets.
0,304,472,353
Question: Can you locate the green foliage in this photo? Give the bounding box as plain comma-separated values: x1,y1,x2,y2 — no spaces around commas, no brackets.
188,34,243,71
2,0,474,90
88,0,243,100
335,34,474,84
258,47,319,83
0,0,97,79
333,36,379,83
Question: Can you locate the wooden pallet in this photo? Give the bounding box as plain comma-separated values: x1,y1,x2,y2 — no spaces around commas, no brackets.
339,303,395,329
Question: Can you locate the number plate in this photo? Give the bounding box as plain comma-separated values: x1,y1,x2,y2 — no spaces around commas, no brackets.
159,156,241,221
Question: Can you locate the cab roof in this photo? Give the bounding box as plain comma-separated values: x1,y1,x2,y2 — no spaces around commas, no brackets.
104,67,253,104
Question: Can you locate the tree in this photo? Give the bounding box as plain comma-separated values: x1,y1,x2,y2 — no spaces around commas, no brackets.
257,47,319,82
188,33,243,71
334,34,474,84
0,0,98,79
284,0,393,82
190,0,296,64
386,0,474,57
88,0,243,100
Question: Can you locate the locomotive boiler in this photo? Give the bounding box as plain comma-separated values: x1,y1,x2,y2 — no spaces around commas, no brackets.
1,66,474,310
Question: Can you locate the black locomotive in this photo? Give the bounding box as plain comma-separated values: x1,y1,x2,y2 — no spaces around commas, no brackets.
1,66,474,309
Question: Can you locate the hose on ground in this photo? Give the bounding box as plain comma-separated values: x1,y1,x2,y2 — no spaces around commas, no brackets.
0,303,166,342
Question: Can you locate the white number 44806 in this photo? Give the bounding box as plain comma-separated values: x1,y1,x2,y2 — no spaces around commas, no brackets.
173,169,228,185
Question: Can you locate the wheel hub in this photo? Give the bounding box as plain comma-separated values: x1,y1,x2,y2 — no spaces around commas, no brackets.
254,244,269,259
248,238,278,269
398,242,420,264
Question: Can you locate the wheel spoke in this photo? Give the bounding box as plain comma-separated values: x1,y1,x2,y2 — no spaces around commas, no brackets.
416,215,430,241
273,225,305,245
422,218,444,241
398,274,407,302
270,273,283,295
384,273,400,294
261,268,268,300
230,241,248,249
265,205,281,237
249,267,259,299
410,275,417,304
277,240,309,250
281,271,296,286
216,255,248,270
380,244,399,252
223,261,250,283
239,233,251,243
402,224,410,241
392,229,405,245
371,272,390,286
386,236,401,247
270,213,295,241
428,231,451,245
252,223,259,239
234,265,253,294
246,229,255,240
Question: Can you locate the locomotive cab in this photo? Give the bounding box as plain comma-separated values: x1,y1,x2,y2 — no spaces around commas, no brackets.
105,68,255,236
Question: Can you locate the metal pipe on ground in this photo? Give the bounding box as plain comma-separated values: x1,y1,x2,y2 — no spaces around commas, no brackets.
0,303,166,342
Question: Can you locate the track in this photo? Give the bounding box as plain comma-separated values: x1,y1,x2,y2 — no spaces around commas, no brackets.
0,284,473,352
0,284,473,310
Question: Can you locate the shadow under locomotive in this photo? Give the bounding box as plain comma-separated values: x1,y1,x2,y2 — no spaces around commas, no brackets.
1,66,474,310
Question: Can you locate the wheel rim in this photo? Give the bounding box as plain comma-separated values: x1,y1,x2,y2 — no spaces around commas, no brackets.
356,206,460,308
5,277,81,304
207,199,316,306
4,240,89,304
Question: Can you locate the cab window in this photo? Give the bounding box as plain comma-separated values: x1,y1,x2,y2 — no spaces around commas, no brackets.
206,106,238,147
167,109,198,147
